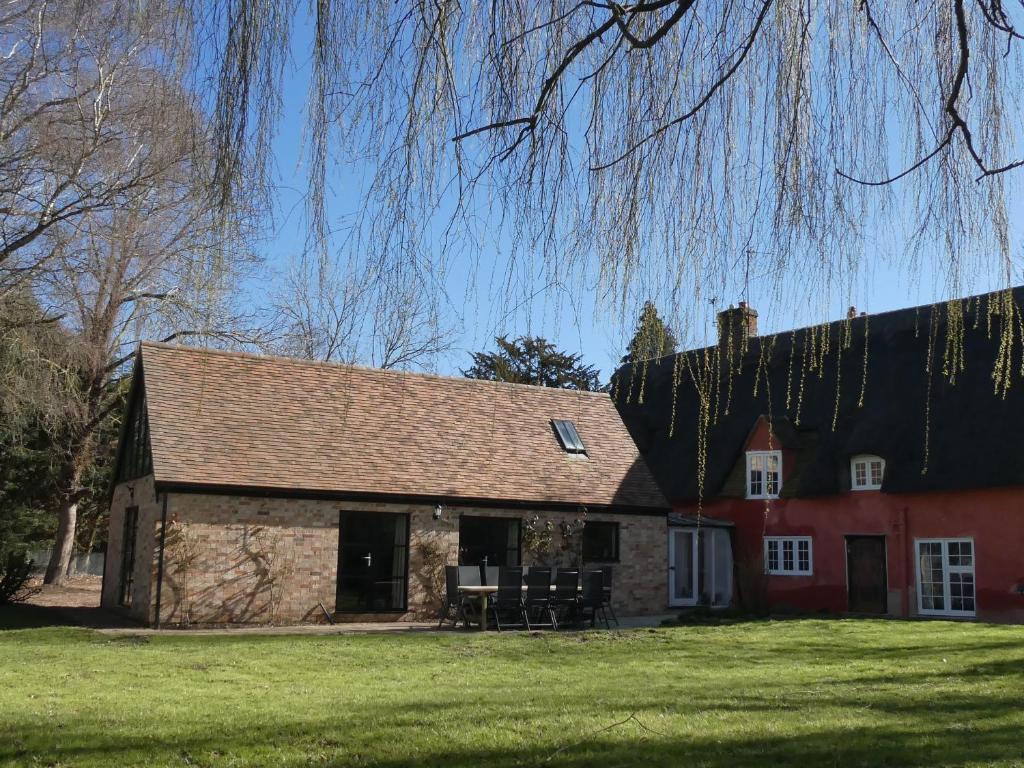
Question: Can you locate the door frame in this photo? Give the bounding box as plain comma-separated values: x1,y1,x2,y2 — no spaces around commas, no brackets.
844,533,888,614
336,510,411,613
667,527,699,607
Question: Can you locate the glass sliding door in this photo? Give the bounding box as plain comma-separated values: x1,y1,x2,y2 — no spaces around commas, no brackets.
702,528,733,607
336,511,409,612
668,529,698,606
670,527,734,608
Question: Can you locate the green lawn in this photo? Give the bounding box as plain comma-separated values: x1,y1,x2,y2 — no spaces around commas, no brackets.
1,616,1023,767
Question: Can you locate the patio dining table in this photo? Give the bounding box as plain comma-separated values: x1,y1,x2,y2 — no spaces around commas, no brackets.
457,584,577,631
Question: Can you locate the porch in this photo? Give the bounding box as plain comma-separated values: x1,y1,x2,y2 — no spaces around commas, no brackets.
667,514,734,609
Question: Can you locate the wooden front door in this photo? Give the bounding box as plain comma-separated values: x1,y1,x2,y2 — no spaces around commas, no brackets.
846,535,887,614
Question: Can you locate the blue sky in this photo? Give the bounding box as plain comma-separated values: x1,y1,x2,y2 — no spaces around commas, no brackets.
252,20,1024,383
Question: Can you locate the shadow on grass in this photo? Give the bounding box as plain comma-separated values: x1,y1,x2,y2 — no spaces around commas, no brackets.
3,696,1024,768
0,602,135,631
0,603,77,630
4,621,1024,767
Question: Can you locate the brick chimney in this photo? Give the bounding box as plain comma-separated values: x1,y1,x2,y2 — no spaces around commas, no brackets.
717,301,758,348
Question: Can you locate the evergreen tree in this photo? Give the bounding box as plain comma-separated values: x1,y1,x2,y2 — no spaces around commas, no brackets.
621,301,678,364
463,336,600,391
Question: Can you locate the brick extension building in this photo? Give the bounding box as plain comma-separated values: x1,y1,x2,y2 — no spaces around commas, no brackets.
615,287,1024,622
101,343,668,626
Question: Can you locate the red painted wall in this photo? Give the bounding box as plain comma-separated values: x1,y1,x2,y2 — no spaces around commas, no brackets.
676,421,1024,622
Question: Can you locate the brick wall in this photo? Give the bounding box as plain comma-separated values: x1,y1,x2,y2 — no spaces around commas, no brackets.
155,493,340,625
406,505,668,620
103,484,669,626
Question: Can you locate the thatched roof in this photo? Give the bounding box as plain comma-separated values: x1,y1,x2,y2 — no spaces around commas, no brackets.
614,287,1024,502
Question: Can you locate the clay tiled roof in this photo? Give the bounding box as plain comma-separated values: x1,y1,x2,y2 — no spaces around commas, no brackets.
138,343,667,510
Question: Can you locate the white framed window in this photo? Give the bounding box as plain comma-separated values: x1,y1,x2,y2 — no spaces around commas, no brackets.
916,539,976,617
746,451,782,499
764,536,812,576
851,454,885,491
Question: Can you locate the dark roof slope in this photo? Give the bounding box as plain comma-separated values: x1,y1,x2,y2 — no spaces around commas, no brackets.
614,287,1024,502
136,343,667,510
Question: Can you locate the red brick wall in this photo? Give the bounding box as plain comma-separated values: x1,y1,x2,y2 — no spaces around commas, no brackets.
678,486,1024,622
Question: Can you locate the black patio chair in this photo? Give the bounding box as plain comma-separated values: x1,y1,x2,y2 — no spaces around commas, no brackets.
482,565,500,587
600,565,619,626
524,567,556,630
581,570,610,629
459,565,481,586
437,565,474,629
490,566,527,631
457,565,482,627
552,569,580,628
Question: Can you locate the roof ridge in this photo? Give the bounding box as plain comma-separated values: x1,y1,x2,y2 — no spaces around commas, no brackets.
636,283,1024,365
139,341,612,399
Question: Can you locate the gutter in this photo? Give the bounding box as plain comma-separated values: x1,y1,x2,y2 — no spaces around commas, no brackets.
153,492,168,629
153,481,670,517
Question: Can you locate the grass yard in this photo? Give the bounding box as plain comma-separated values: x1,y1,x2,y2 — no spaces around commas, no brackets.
1,617,1023,767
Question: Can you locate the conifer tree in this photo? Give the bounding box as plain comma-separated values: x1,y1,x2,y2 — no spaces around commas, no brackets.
621,302,678,364
463,336,600,391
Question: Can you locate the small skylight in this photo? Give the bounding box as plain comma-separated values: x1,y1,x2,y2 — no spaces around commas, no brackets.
552,419,587,455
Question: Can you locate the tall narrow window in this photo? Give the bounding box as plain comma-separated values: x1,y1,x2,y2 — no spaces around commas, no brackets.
746,451,782,499
119,507,139,607
916,539,976,617
851,455,885,491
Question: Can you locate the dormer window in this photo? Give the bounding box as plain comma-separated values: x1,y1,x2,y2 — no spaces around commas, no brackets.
851,455,885,491
746,451,781,499
552,419,587,456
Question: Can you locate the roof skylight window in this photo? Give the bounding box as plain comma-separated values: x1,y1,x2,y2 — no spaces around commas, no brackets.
552,419,587,455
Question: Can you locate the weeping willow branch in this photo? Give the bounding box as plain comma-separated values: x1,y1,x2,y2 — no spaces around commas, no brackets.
188,0,1024,402
592,0,775,172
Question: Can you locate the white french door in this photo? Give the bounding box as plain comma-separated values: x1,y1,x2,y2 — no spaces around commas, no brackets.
916,538,976,617
668,529,698,606
703,528,734,607
669,527,734,608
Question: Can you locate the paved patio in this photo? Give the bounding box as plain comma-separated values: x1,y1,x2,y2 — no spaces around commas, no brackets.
96,613,677,637
7,575,676,636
